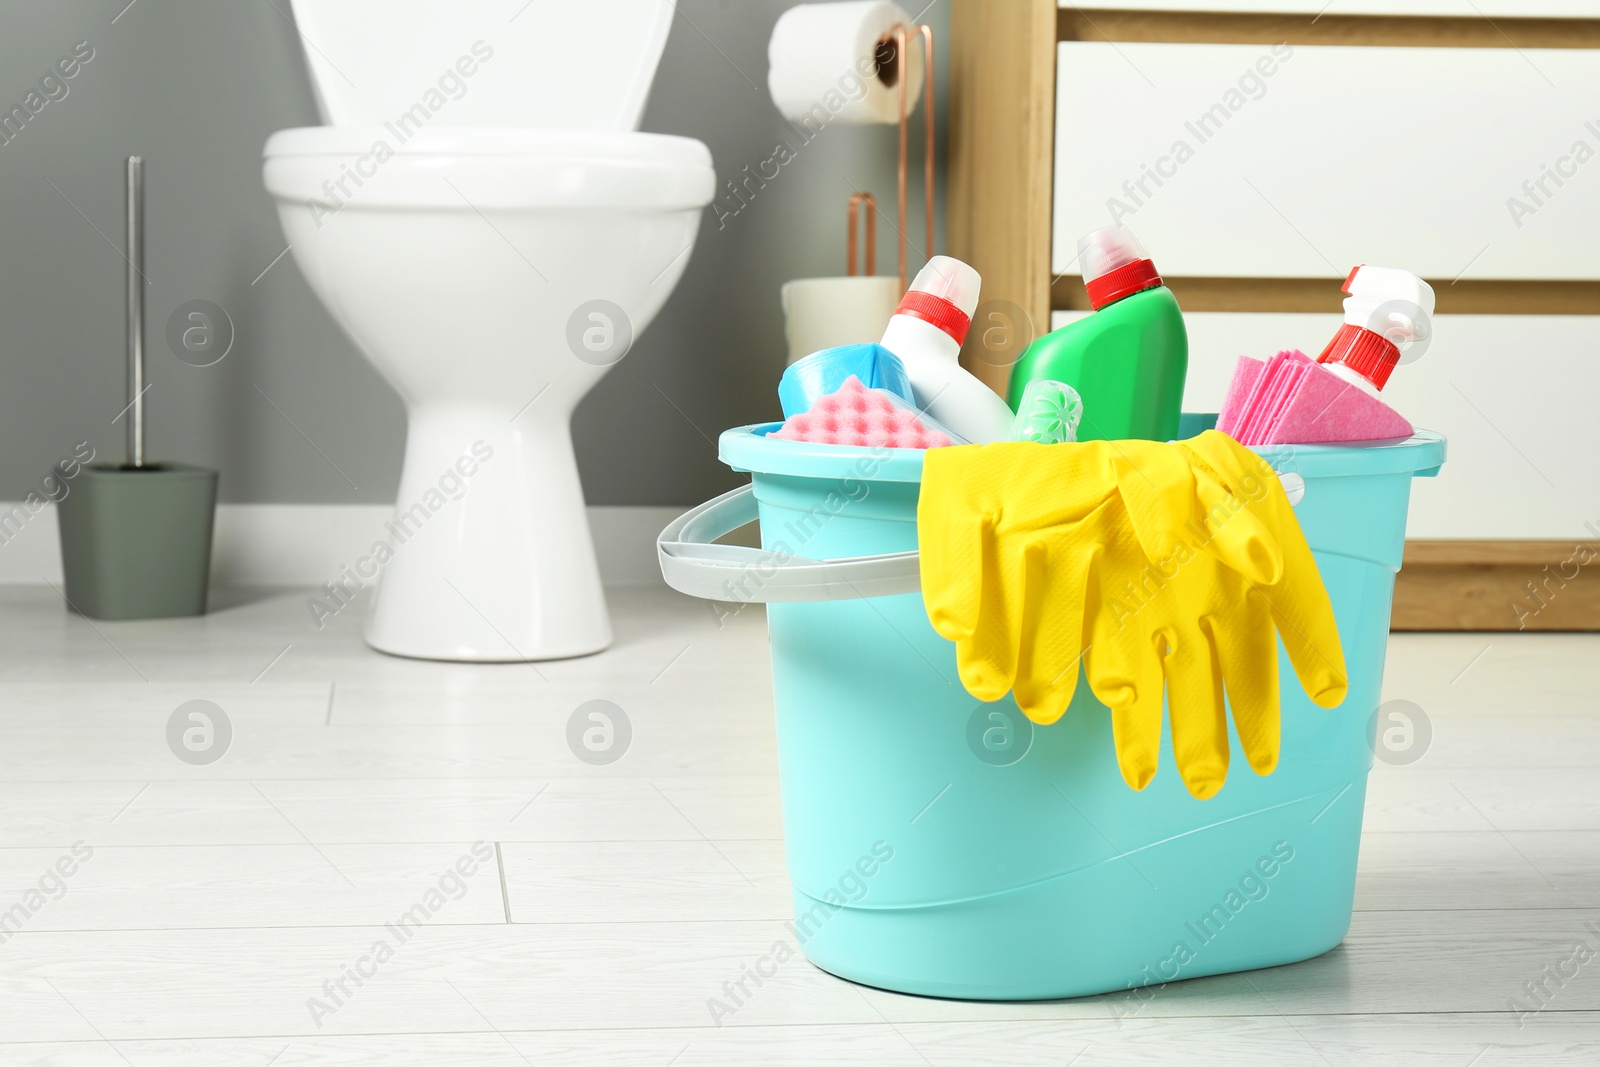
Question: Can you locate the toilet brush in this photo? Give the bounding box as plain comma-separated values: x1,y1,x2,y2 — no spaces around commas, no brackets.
55,156,219,620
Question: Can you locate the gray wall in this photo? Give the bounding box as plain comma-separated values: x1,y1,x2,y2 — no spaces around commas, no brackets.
0,0,948,506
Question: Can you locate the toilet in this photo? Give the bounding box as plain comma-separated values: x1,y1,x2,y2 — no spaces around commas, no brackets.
262,0,714,661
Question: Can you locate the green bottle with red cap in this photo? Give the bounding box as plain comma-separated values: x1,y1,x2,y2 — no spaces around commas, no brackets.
1007,224,1188,442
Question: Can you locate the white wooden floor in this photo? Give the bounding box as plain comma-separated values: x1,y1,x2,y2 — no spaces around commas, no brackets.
0,584,1596,1066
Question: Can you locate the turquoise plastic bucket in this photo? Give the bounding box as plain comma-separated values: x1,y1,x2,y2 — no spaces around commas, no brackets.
659,416,1445,1001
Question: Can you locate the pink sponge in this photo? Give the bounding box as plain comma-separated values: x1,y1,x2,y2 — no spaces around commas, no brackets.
767,376,953,449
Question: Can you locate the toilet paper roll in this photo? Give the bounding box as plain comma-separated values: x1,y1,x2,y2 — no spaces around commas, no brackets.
768,1,925,127
781,275,903,365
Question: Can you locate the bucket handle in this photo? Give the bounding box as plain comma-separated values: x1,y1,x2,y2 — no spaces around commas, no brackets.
657,484,921,604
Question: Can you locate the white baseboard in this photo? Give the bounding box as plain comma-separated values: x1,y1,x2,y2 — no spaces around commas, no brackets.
0,502,679,587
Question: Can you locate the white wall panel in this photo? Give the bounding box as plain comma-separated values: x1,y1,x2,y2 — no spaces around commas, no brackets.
1054,43,1600,279
1051,310,1600,540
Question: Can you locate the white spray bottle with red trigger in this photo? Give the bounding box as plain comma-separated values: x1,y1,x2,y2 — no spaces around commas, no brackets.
1318,265,1435,396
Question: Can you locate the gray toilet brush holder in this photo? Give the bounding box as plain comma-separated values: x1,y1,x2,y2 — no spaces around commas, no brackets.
57,465,218,620
56,157,218,620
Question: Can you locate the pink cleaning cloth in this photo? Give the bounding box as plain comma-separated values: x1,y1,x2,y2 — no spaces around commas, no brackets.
1216,355,1265,435
1220,351,1306,434
1261,361,1414,444
1228,351,1292,444
1236,351,1308,444
1218,350,1413,445
1240,350,1313,444
767,375,953,449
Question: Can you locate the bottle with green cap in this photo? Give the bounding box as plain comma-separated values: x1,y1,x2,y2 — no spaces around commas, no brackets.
1007,224,1187,442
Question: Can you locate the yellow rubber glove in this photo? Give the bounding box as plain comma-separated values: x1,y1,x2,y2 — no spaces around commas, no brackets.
1085,432,1348,799
1180,431,1349,712
918,441,1125,719
919,432,1348,799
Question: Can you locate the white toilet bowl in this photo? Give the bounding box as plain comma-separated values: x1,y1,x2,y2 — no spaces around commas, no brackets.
263,2,713,661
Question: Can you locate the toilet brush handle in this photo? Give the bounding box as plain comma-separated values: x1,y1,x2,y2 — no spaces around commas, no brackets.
125,155,144,469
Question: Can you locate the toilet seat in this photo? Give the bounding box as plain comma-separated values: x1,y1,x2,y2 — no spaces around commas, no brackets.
264,127,714,209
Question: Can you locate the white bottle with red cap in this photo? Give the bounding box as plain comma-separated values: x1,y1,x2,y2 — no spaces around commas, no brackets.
879,256,1014,444
1318,265,1435,396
